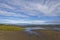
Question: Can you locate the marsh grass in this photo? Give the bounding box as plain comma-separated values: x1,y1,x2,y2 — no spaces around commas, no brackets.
0,25,24,31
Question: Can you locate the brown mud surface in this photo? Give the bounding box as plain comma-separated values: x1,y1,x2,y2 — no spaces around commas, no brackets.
0,30,60,40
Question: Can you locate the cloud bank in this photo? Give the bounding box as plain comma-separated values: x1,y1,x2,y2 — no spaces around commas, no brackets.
0,0,60,24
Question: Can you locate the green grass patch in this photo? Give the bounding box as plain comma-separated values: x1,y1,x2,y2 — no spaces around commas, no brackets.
0,25,25,31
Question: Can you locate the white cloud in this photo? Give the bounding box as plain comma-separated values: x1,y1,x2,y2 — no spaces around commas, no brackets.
28,20,46,24
0,0,60,17
0,19,60,24
0,19,46,24
5,0,60,16
0,10,29,18
0,3,15,10
0,19,27,24
25,1,60,16
0,0,60,24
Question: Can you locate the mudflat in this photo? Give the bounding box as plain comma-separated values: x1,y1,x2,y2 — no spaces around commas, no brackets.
0,30,60,40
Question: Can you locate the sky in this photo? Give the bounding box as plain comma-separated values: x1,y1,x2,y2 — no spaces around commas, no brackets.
0,0,60,24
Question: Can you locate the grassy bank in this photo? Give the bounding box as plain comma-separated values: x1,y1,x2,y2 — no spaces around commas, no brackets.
0,25,24,31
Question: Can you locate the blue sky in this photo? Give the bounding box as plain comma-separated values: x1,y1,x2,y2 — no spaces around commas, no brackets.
0,0,60,24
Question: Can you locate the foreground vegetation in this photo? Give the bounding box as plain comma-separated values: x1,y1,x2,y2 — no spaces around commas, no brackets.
0,24,24,31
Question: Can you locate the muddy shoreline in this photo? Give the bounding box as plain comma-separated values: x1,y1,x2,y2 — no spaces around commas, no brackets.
0,30,60,40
